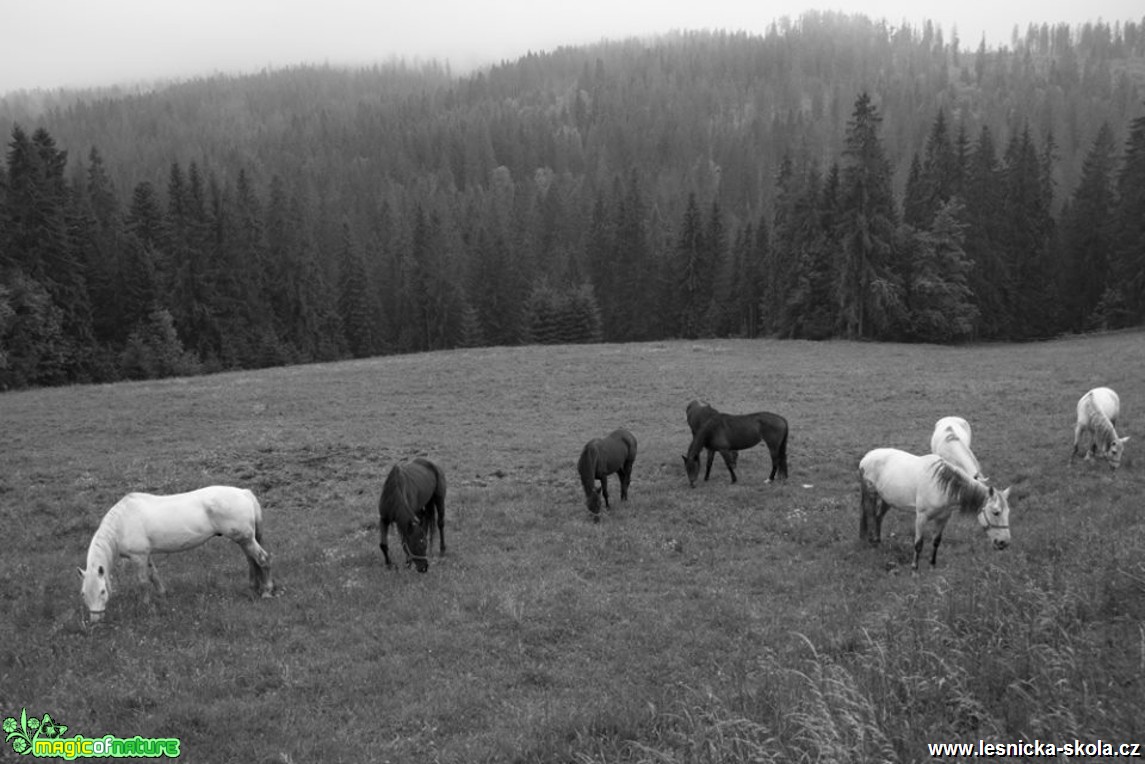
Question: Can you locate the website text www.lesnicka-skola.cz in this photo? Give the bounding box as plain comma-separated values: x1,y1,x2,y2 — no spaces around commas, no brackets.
928,739,1142,758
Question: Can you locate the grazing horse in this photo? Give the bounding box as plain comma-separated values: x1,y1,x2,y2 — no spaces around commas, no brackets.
379,458,447,572
79,486,274,623
859,448,1012,572
1071,387,1130,469
930,416,986,481
686,400,737,473
577,428,638,520
682,411,788,487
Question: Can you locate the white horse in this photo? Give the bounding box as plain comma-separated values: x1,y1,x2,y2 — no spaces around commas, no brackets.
859,448,1012,572
1071,387,1129,469
929,416,986,481
79,486,274,623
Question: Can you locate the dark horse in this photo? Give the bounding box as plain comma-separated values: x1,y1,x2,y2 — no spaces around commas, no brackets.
577,428,638,521
686,399,737,473
378,457,447,572
682,411,788,486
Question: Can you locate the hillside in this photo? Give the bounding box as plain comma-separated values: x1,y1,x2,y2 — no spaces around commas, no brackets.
2,13,1145,388
2,335,1143,760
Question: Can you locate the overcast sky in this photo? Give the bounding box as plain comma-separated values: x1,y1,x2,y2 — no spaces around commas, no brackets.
1,0,1141,96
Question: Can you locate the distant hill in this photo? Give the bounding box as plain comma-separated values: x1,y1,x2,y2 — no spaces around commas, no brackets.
2,13,1144,387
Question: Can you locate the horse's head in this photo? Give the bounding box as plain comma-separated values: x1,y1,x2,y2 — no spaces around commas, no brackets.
401,520,430,573
585,487,602,519
682,454,700,487
1105,436,1130,469
977,486,1012,550
78,564,110,623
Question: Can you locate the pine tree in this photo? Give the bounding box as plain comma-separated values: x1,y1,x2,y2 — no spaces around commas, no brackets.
1112,109,1145,322
1060,123,1118,329
337,221,378,357
962,126,1006,338
1000,126,1055,337
906,200,978,341
837,93,902,339
675,193,705,338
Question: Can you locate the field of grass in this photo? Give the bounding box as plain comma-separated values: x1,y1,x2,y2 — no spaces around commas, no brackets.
2,333,1144,762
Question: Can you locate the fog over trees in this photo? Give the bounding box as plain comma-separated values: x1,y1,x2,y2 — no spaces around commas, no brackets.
2,13,1144,387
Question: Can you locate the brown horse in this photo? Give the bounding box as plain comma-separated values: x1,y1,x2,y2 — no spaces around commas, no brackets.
379,458,447,572
682,411,788,486
686,400,737,473
577,428,638,521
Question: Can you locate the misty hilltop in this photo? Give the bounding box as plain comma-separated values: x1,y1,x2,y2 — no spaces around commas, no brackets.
2,13,1145,387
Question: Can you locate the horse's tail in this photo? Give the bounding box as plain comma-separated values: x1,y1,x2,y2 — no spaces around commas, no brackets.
422,459,448,541
247,489,264,545
775,418,789,479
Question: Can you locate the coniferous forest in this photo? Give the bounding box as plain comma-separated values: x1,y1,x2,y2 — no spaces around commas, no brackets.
2,13,1145,388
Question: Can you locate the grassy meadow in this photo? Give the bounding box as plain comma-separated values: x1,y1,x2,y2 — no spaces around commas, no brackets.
2,334,1144,762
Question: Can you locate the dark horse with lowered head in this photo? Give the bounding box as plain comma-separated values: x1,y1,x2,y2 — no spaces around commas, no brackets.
683,411,788,486
577,428,637,520
686,399,738,473
379,457,447,572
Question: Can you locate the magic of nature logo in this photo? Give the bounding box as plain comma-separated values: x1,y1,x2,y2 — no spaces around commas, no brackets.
3,708,180,759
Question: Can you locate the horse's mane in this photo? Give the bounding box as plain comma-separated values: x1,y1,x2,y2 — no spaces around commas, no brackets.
86,499,125,572
931,460,988,514
380,466,415,524
1082,393,1120,447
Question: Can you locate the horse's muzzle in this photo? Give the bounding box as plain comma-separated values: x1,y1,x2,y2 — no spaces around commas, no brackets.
993,539,1010,551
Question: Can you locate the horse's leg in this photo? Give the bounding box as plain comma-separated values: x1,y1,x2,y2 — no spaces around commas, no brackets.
859,479,876,542
147,557,166,596
131,555,155,606
873,499,889,542
930,532,943,567
379,519,394,567
720,450,737,483
704,449,716,481
912,514,927,572
234,534,273,595
599,475,611,509
619,461,633,501
435,496,446,555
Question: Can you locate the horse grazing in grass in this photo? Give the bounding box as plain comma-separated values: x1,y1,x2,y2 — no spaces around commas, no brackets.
859,448,1012,572
686,400,737,473
930,416,986,481
1071,387,1129,470
379,458,447,572
682,411,788,487
578,428,638,520
79,486,275,623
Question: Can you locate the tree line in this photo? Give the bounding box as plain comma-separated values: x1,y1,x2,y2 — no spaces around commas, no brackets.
1,14,1144,388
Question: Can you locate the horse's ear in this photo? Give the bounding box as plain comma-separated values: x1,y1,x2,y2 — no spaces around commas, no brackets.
1001,486,1012,500
987,486,995,497
681,455,687,464
1121,436,1131,444
76,567,85,580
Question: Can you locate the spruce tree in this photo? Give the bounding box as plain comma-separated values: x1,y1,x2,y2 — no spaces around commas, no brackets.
1061,123,1117,329
837,93,902,339
1112,109,1145,322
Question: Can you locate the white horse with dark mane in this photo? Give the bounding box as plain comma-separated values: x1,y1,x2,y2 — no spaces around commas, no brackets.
1071,387,1129,469
79,486,275,623
859,448,1012,572
930,416,986,482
